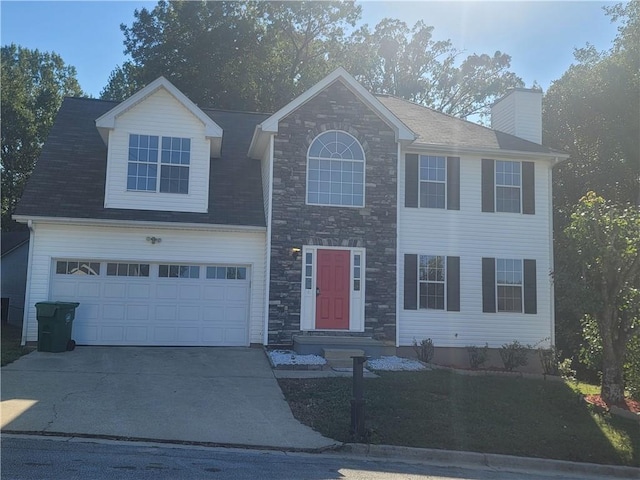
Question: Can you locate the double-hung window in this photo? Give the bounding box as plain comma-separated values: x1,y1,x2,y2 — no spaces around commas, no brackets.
419,255,445,309
496,259,522,312
128,134,190,194
419,156,446,208
495,161,521,212
307,131,365,207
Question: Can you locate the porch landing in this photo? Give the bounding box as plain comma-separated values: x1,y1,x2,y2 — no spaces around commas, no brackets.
292,335,396,358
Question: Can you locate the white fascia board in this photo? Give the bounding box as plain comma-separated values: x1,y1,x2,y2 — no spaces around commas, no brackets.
12,215,266,234
95,76,224,157
248,125,271,160
406,143,570,163
255,67,416,142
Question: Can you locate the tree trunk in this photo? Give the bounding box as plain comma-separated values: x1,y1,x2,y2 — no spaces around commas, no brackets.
600,330,626,405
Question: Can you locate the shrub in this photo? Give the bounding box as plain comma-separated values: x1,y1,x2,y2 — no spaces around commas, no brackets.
538,346,559,375
466,343,489,369
412,337,435,363
558,358,577,380
499,340,529,372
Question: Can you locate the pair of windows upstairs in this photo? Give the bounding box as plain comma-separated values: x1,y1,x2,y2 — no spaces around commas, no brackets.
405,155,460,210
482,258,537,314
482,159,535,214
127,134,191,194
404,254,460,311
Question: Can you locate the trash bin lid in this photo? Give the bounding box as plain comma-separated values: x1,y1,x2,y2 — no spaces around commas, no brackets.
54,302,80,309
35,302,59,317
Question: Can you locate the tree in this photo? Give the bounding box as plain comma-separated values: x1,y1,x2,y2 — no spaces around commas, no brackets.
565,192,639,404
103,1,523,119
340,19,524,120
1,44,84,230
102,0,360,111
543,2,639,368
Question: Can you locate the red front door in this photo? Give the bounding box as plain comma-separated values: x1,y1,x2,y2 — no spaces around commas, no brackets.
315,249,350,329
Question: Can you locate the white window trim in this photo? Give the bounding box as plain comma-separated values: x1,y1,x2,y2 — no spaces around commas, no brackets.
419,155,447,209
300,245,366,332
417,255,446,310
127,133,192,195
495,258,524,313
494,160,522,213
305,130,366,208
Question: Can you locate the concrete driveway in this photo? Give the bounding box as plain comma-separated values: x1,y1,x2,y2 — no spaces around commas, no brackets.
0,347,336,450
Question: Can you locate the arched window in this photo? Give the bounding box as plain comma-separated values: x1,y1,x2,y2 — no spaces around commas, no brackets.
306,131,365,207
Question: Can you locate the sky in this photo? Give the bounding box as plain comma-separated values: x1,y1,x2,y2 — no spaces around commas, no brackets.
0,1,623,99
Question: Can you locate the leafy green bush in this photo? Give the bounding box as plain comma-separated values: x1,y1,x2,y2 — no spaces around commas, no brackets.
499,340,529,372
412,338,435,363
466,343,489,369
558,358,577,380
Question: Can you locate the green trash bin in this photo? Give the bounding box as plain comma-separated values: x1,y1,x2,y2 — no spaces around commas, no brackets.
35,302,79,352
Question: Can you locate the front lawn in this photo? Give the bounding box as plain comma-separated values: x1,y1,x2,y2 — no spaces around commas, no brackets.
278,370,639,466
1,324,33,366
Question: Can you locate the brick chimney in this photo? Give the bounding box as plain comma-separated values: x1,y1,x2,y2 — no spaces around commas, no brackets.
491,88,542,144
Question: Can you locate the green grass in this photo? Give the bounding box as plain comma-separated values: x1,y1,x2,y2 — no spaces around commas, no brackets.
278,370,640,466
1,323,34,366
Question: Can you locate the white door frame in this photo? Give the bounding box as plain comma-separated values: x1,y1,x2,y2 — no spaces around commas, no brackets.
300,245,365,332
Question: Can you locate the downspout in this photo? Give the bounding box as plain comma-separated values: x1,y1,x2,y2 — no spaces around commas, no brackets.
21,220,35,346
263,134,275,345
395,142,402,348
549,157,559,347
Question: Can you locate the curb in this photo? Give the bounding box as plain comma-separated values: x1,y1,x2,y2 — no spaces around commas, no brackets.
0,430,339,454
337,443,640,479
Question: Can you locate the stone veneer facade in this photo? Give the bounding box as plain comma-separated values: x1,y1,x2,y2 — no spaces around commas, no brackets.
268,80,398,344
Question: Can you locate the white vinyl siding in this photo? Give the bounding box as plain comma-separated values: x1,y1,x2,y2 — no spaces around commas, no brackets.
398,152,553,348
23,222,266,345
104,88,210,213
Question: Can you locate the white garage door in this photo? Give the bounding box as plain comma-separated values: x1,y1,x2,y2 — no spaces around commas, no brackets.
50,260,250,346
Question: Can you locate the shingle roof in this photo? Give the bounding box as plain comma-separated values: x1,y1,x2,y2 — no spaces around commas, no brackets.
376,95,559,155
15,97,268,227
1,231,29,257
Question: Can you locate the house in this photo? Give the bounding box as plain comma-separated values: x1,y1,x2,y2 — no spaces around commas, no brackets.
1,230,30,326
14,68,567,364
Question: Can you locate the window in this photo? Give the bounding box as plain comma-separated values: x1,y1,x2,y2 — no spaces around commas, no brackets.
158,264,200,278
304,252,313,290
127,134,158,191
495,161,521,213
160,137,190,194
419,156,446,208
127,134,190,194
106,263,149,277
419,255,445,309
56,261,100,275
307,131,365,207
206,266,247,280
496,259,523,312
353,254,361,291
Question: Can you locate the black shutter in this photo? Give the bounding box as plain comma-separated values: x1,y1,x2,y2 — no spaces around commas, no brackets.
523,259,537,314
404,254,418,310
405,154,419,208
446,256,460,311
522,161,535,214
481,159,494,212
447,157,460,210
482,257,496,313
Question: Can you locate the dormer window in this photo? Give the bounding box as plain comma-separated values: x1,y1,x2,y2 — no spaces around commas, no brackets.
127,134,190,194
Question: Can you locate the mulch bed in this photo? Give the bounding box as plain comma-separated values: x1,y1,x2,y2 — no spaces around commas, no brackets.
584,394,640,414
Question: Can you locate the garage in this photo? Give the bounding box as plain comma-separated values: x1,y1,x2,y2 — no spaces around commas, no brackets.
50,259,251,346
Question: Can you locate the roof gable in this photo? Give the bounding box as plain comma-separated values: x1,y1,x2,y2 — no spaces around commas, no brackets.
249,67,416,158
95,77,224,157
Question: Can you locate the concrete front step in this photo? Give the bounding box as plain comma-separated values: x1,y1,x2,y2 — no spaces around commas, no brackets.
293,334,396,358
322,348,365,368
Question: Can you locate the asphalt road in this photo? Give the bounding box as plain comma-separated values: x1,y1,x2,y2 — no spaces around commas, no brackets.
0,435,619,480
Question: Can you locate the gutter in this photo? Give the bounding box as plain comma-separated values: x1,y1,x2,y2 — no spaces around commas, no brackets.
12,215,266,233
21,220,35,346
